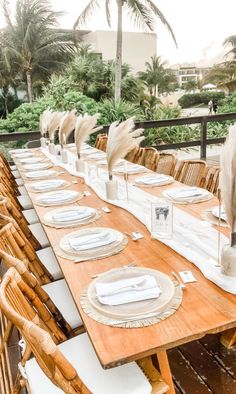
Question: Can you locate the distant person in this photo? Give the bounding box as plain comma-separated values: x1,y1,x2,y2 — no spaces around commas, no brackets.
208,100,213,115
213,100,218,114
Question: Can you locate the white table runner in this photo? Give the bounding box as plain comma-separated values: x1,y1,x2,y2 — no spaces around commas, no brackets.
41,147,236,294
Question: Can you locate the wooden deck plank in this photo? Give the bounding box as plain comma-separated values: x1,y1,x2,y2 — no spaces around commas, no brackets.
168,348,212,394
179,340,236,393
200,334,236,379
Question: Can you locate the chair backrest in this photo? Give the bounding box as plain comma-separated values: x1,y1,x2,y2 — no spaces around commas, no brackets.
174,159,207,187
25,140,41,149
138,147,160,171
0,250,73,340
156,152,177,176
0,214,52,284
95,134,108,152
0,268,90,393
0,308,15,393
0,195,40,249
125,146,143,164
201,166,220,195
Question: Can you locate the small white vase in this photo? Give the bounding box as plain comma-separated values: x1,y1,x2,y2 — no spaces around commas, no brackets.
49,142,56,155
75,159,85,172
221,244,236,277
105,180,118,200
40,137,47,148
61,148,68,164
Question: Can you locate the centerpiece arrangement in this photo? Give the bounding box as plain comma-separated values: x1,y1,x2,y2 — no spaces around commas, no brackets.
74,113,102,172
39,108,51,147
58,110,77,163
106,117,144,200
48,111,64,154
220,123,236,276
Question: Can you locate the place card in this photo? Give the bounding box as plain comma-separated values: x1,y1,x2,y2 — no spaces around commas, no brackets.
131,231,144,240
151,200,173,239
83,191,91,197
179,270,197,283
102,207,111,213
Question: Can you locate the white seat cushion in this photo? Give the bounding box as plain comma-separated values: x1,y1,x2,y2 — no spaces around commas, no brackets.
16,177,24,186
10,165,17,171
22,209,39,224
42,279,82,329
12,170,21,178
36,247,63,280
28,223,49,248
18,185,28,195
25,333,151,394
17,195,33,210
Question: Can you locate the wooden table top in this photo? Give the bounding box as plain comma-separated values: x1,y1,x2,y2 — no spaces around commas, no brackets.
17,148,236,369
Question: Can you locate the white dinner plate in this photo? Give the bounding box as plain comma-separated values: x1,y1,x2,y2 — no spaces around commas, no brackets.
211,206,227,222
87,267,175,319
34,190,82,206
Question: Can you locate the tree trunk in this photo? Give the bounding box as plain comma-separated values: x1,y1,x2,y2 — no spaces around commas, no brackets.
12,83,19,100
2,85,9,117
115,0,123,102
26,69,33,103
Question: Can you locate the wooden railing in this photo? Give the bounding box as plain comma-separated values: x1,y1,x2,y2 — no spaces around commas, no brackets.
1,112,236,160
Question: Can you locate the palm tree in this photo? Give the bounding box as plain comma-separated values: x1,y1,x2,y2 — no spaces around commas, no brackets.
74,0,177,102
139,55,177,97
1,0,76,102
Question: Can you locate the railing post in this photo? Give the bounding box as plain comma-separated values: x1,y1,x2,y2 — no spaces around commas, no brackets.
200,117,207,160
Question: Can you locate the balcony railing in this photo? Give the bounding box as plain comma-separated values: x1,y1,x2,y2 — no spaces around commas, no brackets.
1,112,236,160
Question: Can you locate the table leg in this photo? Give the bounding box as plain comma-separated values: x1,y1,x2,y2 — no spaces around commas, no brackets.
156,350,175,394
220,328,236,348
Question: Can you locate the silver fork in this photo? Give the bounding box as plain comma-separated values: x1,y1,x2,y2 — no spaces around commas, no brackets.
91,262,136,278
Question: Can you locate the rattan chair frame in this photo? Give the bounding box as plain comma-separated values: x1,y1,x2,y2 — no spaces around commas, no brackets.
174,159,207,187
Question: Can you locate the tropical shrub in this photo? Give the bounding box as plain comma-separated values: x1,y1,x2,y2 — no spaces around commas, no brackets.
0,96,53,132
96,99,144,125
178,91,225,108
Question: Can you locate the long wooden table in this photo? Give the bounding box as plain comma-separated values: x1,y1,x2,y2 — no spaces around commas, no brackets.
17,148,236,393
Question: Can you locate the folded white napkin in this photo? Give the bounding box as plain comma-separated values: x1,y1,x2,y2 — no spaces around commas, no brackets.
211,206,227,222
115,164,144,173
68,230,116,251
20,158,42,163
39,191,76,203
96,275,162,305
53,208,92,222
26,170,54,178
167,187,206,199
88,153,106,160
33,180,64,190
23,163,49,170
13,152,32,158
136,175,170,185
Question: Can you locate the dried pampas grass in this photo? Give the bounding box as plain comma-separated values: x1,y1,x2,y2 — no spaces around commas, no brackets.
220,123,236,245
39,108,52,136
58,110,77,146
48,111,64,142
74,113,102,158
106,117,144,179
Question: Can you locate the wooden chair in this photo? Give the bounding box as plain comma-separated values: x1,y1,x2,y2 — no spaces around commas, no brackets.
0,268,169,394
138,147,160,171
174,159,207,187
95,133,108,152
201,166,220,195
0,213,54,284
0,249,83,338
156,152,177,176
0,195,40,249
125,146,144,164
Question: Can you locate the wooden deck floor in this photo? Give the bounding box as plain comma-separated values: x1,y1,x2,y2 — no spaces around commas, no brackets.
4,332,236,394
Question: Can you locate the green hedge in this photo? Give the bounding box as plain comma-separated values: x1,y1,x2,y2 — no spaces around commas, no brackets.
178,91,225,108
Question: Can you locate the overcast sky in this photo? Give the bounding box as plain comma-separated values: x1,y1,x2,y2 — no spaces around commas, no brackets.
1,0,236,65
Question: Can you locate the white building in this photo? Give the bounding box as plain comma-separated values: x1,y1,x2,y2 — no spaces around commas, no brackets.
82,30,157,74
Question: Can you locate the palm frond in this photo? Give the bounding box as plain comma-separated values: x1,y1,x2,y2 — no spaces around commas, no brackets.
145,0,177,47
126,0,155,31
73,0,100,29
